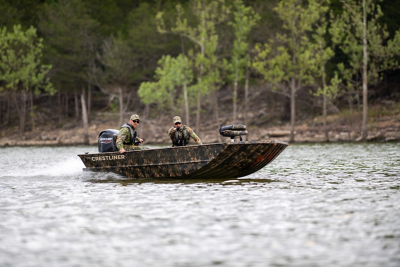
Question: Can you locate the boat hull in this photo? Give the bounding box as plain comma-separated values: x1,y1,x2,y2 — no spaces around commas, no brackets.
77,141,288,179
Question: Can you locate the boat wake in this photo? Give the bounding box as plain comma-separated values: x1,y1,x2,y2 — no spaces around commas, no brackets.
37,157,85,177
1,157,86,178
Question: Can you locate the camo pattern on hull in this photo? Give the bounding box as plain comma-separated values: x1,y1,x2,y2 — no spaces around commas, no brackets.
78,141,288,179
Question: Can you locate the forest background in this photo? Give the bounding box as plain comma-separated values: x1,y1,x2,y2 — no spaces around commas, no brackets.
0,0,400,146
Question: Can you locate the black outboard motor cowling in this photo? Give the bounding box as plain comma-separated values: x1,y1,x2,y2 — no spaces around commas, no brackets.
98,129,119,152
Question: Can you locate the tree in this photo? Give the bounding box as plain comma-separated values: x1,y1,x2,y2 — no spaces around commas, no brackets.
39,0,99,144
0,25,53,134
330,0,400,140
0,0,45,30
156,4,192,125
313,73,341,140
157,0,230,132
138,54,193,115
92,35,135,126
128,2,181,120
253,0,321,142
229,0,259,122
310,0,340,141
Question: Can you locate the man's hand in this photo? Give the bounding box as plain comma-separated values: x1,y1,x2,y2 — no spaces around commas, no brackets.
119,148,125,153
139,138,144,143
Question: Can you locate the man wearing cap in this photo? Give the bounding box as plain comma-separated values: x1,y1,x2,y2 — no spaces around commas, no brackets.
168,116,202,147
116,114,146,153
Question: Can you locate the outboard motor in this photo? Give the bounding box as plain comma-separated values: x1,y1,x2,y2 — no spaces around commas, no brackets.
219,124,248,142
98,129,119,152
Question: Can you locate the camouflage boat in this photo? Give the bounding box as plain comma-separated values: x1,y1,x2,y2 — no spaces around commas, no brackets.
77,140,288,179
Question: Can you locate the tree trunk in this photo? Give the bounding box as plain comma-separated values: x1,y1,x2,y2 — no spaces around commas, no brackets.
58,88,62,124
244,67,249,141
21,92,26,134
281,96,290,121
81,87,89,145
180,35,190,126
13,91,26,135
145,103,150,119
196,47,204,133
290,79,296,143
20,92,26,135
361,0,368,141
356,87,361,111
322,63,328,142
196,13,206,133
169,90,176,116
183,79,189,125
65,93,69,118
323,94,328,141
30,90,35,131
290,21,297,143
348,94,354,114
74,88,79,122
6,94,10,126
88,83,92,118
118,87,124,126
233,58,239,122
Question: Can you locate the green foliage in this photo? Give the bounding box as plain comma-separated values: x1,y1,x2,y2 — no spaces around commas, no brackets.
314,72,341,99
330,0,400,88
330,0,400,139
38,0,99,88
229,0,259,83
138,54,193,109
252,0,331,141
157,0,231,129
0,0,20,29
310,0,341,100
0,0,45,29
94,35,133,90
110,97,119,112
0,24,53,95
128,2,181,83
379,0,400,38
1,0,400,133
158,0,230,93
83,0,133,36
253,0,322,92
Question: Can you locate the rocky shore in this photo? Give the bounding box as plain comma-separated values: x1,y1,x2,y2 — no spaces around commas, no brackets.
1,115,399,147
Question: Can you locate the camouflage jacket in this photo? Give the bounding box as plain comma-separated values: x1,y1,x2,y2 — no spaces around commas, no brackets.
116,125,141,150
168,125,202,147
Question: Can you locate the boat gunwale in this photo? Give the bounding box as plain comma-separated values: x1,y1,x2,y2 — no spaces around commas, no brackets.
77,140,289,157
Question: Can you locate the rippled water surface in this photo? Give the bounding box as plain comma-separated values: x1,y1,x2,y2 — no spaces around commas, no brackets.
1,143,399,267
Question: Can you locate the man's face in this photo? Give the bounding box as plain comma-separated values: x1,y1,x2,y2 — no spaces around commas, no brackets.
174,122,182,129
130,119,140,127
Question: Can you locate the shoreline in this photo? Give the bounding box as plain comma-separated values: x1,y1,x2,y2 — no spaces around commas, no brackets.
1,128,399,147
2,109,399,147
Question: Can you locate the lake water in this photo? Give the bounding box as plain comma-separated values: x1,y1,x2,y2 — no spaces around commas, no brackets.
0,143,399,267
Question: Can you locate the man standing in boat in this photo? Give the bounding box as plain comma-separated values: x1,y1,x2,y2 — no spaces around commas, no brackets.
168,116,202,147
116,114,147,153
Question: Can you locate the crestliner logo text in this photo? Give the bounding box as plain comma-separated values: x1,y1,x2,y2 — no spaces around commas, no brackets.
91,155,125,161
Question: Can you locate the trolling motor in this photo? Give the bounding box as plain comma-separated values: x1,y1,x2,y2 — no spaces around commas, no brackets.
219,124,248,143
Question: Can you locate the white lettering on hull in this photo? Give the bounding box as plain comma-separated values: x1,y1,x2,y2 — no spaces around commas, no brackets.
91,155,125,161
